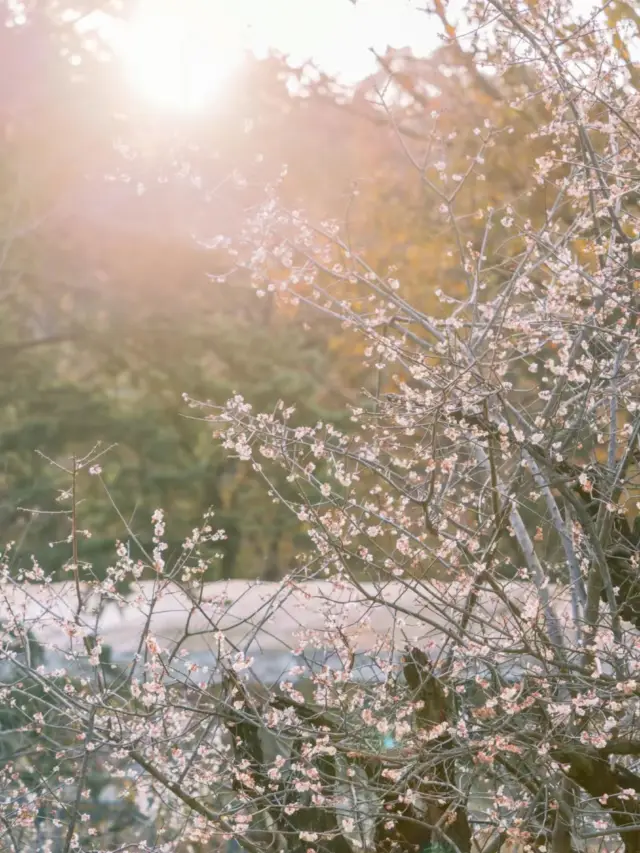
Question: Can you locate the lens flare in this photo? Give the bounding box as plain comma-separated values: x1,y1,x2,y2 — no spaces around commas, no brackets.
123,0,244,112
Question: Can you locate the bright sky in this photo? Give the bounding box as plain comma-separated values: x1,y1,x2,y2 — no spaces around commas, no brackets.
95,0,444,112
88,0,614,114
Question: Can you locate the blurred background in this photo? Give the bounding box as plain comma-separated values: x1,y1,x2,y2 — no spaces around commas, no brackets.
1,0,637,581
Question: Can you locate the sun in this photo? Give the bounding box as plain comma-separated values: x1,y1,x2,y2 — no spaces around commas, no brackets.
122,0,245,113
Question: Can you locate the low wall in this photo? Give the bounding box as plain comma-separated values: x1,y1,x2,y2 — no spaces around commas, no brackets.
0,577,580,674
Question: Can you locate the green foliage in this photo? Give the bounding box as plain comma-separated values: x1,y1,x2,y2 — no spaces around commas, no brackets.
0,275,347,578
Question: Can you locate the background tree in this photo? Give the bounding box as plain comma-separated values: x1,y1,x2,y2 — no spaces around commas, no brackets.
0,8,356,580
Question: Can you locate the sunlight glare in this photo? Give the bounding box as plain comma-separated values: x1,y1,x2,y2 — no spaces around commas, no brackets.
123,0,244,112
